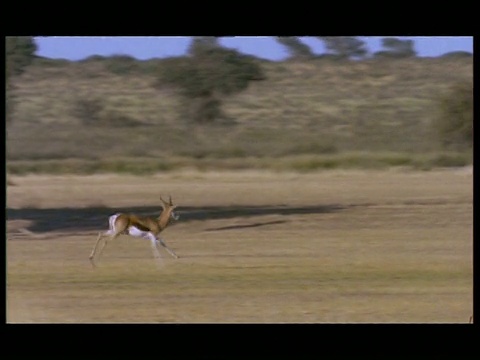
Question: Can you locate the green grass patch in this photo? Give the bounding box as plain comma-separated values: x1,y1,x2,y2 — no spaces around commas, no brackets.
6,158,178,175
6,151,472,175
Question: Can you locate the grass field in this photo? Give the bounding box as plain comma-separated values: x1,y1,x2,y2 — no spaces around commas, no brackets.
6,169,472,323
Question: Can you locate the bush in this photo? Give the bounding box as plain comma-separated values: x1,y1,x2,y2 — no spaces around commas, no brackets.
440,51,473,59
434,81,473,150
104,55,139,75
6,82,16,126
194,97,224,124
71,96,104,125
286,141,338,155
431,153,470,168
100,110,141,127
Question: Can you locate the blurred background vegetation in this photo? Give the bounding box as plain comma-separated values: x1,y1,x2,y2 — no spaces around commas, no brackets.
6,36,473,174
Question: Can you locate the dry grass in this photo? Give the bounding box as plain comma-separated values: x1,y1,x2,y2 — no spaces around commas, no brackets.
7,57,472,162
6,169,472,323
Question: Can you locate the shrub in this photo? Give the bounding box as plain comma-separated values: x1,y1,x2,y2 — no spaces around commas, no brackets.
100,110,141,127
104,55,139,75
71,96,104,125
431,153,470,168
440,51,473,59
433,81,473,150
286,141,338,155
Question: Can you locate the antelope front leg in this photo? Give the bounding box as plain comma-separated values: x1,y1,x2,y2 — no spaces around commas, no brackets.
158,238,179,259
147,233,162,261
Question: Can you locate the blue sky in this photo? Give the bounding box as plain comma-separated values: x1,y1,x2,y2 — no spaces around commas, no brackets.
34,36,473,61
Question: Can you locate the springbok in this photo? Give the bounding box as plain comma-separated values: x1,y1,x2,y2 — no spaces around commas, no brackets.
89,195,180,267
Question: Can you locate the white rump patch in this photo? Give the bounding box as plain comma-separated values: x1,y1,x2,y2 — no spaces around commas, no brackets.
109,214,120,230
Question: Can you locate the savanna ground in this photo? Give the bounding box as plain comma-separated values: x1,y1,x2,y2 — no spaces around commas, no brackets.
6,169,472,323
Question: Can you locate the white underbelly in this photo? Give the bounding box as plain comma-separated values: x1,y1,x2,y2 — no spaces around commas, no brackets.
127,226,151,240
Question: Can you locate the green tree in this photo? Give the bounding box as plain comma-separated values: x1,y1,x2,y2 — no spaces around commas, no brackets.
434,81,473,150
156,37,265,124
6,36,37,79
6,36,37,125
318,37,368,59
374,38,416,58
276,37,314,59
188,36,220,57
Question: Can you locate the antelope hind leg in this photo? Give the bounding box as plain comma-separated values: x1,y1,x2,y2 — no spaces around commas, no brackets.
97,233,119,261
90,232,107,266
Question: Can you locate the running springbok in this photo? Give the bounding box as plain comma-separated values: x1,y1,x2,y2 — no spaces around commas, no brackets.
89,195,180,267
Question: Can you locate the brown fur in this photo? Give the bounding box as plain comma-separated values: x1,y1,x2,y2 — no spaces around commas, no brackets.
115,214,161,235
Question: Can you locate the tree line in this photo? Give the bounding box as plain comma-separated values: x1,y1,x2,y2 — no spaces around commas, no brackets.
5,36,472,151
277,37,417,60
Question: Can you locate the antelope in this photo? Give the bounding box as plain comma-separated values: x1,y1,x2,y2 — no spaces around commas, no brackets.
89,195,180,267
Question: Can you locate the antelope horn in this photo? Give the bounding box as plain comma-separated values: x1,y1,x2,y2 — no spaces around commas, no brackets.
169,195,173,205
160,195,168,206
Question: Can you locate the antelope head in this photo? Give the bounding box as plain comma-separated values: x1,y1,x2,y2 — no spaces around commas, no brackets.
160,195,180,222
